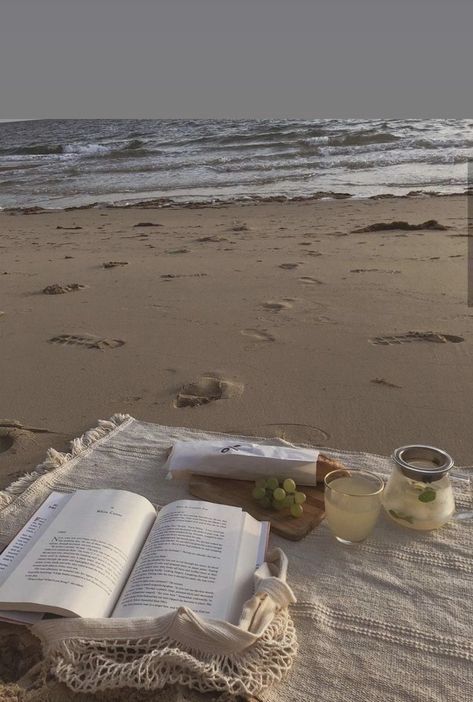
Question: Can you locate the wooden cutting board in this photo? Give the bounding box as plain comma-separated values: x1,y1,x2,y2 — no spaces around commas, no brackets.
188,475,326,541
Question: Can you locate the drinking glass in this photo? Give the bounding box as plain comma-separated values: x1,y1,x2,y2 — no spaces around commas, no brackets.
324,469,384,544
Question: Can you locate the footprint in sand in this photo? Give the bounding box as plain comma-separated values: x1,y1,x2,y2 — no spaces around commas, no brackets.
262,300,293,312
371,378,402,389
161,273,208,280
370,331,464,346
278,263,299,270
350,268,380,273
42,283,86,295
166,248,190,255
0,420,55,456
49,334,125,350
299,276,323,285
228,221,250,232
313,315,336,324
241,328,275,342
195,236,228,243
0,429,14,453
103,261,128,269
258,422,330,445
174,374,244,408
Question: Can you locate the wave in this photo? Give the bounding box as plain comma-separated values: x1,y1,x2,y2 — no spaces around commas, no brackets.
201,141,301,156
0,143,64,156
327,131,401,147
0,179,21,188
88,161,196,175
4,131,463,164
412,137,473,149
342,151,473,170
1,118,472,209
123,138,145,150
0,163,39,172
63,143,110,156
64,140,148,156
208,160,319,174
215,127,326,146
161,124,327,150
126,131,150,140
0,138,151,159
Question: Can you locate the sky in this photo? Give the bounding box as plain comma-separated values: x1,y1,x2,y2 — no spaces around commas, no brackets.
1,0,472,118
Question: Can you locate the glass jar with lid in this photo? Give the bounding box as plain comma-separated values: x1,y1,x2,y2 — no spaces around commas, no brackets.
383,445,455,531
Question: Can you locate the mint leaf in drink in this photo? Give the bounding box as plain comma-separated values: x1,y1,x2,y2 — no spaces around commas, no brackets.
418,487,436,503
389,509,414,524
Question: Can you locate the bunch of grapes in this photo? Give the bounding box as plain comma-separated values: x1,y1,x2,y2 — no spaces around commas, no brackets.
252,477,307,518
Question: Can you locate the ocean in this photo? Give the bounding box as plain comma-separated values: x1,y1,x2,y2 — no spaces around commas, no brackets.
0,118,472,210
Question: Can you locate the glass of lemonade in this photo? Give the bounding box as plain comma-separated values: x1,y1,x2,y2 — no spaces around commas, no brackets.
324,469,384,544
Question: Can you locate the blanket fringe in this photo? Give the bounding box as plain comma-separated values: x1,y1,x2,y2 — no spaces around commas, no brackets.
0,414,132,509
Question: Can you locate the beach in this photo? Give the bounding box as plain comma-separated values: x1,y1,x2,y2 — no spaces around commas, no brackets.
0,193,471,488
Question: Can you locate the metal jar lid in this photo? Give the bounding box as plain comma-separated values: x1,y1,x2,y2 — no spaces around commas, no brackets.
392,445,454,482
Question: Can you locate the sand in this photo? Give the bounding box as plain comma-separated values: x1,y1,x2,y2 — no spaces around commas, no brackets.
0,194,472,488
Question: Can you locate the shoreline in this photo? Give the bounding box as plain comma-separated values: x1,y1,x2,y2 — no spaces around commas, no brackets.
0,193,472,488
2,188,472,215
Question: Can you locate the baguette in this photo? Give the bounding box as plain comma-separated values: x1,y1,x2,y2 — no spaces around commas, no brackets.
317,454,350,483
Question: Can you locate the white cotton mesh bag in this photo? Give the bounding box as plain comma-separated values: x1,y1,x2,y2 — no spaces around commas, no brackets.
31,549,298,698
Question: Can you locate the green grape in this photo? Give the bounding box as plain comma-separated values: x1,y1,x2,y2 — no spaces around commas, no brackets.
252,486,266,500
260,496,272,509
272,500,285,510
273,487,286,502
294,491,306,505
255,477,267,489
282,495,292,507
266,477,279,490
283,478,297,494
290,503,304,518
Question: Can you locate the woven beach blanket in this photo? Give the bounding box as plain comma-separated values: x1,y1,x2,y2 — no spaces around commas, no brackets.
0,414,472,701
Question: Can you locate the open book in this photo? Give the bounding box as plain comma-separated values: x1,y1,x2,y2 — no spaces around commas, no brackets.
0,489,269,625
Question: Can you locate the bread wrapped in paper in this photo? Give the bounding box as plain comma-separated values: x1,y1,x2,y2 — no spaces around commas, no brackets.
165,440,345,486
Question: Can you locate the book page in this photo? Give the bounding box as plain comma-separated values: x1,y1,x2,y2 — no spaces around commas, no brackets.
0,609,43,625
225,513,268,625
113,500,245,621
0,491,72,585
0,491,72,625
0,489,156,618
